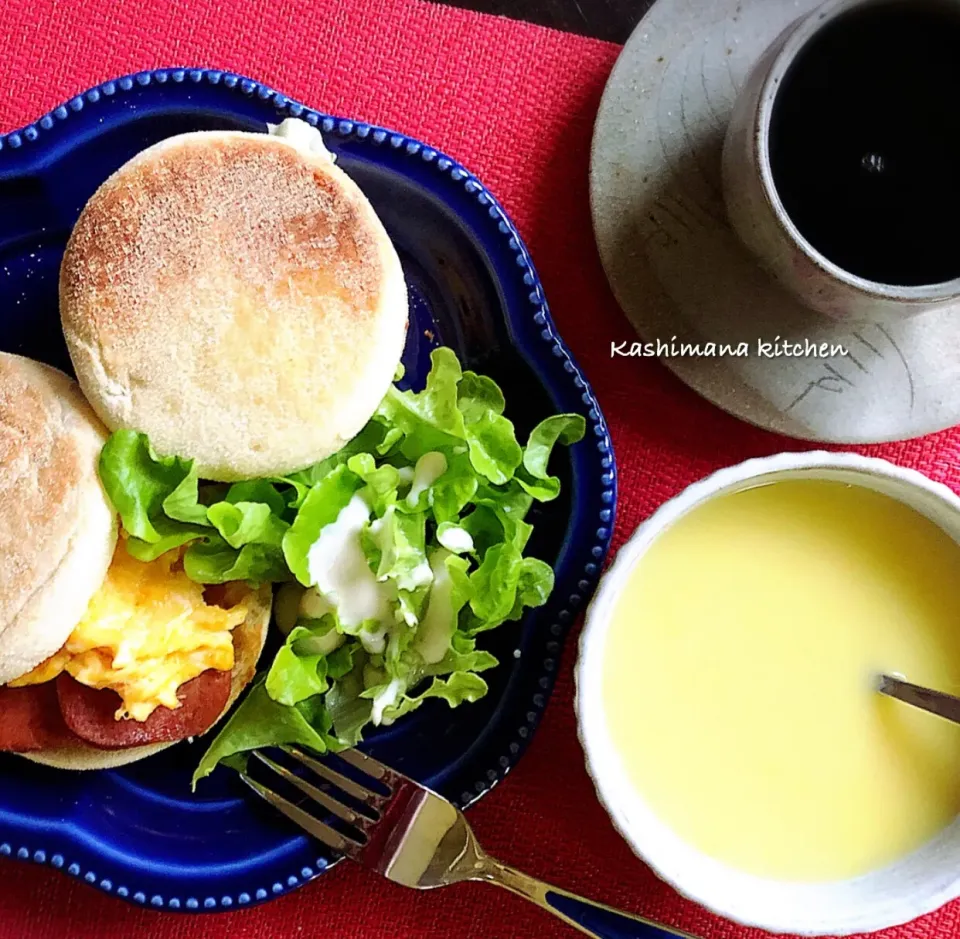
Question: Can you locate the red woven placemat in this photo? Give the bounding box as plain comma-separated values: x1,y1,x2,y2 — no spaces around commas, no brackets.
1,1,959,937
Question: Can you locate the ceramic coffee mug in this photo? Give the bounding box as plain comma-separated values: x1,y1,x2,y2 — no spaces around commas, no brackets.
722,0,960,321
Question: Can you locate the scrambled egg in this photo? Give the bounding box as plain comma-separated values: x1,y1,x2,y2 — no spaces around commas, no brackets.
10,545,248,721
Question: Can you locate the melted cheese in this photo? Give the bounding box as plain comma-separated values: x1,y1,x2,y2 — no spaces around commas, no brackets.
11,545,248,721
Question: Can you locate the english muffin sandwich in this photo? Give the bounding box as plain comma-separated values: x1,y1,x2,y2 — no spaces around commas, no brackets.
60,119,408,482
0,353,271,770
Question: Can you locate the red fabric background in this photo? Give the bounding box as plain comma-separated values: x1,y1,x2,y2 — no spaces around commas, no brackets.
1,1,959,937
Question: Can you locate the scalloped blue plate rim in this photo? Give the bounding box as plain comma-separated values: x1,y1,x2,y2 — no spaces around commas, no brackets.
0,67,617,912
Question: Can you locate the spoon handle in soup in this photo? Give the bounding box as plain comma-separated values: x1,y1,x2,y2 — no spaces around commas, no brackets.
877,674,960,725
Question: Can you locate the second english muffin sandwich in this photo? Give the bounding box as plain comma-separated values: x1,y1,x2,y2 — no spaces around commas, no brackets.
60,119,408,482
0,352,271,770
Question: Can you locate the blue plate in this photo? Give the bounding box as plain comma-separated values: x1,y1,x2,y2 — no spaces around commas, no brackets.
0,69,616,912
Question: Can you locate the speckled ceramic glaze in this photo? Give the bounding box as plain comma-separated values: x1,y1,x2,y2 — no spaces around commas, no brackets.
0,68,616,912
590,0,960,445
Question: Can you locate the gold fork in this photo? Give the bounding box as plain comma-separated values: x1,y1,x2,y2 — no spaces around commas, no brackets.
241,747,696,939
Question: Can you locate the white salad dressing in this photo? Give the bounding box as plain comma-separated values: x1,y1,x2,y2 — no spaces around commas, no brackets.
307,494,391,629
368,513,435,592
304,453,460,679
371,677,405,725
360,629,387,655
267,118,336,161
416,549,456,665
300,586,334,620
406,452,447,506
438,526,473,554
406,560,434,589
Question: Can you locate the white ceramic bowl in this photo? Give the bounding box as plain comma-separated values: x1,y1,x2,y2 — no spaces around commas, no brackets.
576,451,960,936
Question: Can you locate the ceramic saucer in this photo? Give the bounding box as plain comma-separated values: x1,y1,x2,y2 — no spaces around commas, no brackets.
591,0,960,443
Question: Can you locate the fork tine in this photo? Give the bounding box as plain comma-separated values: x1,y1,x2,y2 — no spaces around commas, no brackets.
241,773,363,857
252,752,373,828
337,748,401,786
282,746,388,808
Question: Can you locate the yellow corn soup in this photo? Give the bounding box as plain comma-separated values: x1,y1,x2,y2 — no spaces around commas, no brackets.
603,479,960,881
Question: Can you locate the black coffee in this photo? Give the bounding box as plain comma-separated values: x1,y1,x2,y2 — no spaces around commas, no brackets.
768,0,960,286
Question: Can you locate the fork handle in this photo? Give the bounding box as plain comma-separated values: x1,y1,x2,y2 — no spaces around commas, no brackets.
478,857,696,939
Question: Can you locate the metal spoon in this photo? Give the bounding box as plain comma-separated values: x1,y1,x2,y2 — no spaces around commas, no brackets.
877,674,960,725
